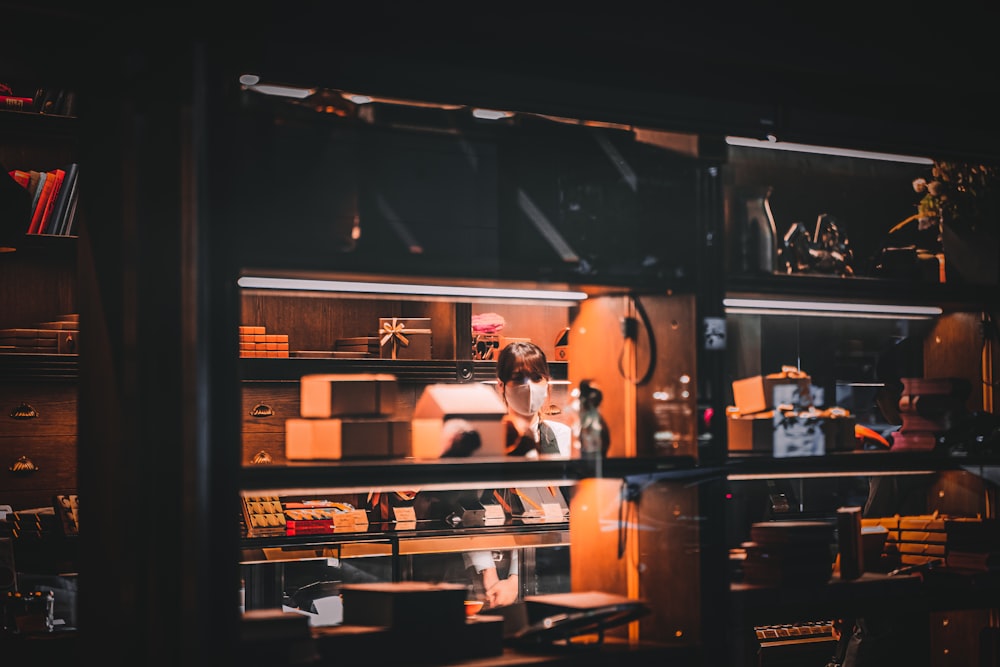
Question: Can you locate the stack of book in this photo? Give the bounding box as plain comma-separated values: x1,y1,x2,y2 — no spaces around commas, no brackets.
945,518,1000,572
0,313,78,354
895,514,947,567
334,337,380,356
0,86,76,116
891,377,971,451
6,163,80,237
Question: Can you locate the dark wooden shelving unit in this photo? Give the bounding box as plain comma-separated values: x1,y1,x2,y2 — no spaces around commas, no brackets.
0,353,77,380
240,456,702,492
239,358,567,383
725,451,1000,478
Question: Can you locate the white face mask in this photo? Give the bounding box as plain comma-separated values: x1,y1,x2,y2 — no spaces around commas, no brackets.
505,380,548,417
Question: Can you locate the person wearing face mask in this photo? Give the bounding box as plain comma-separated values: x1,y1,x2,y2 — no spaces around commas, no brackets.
496,341,572,459
463,342,573,609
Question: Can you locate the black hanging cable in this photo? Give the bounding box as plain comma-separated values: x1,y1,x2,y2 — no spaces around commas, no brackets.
617,480,639,559
617,480,629,558
617,293,657,386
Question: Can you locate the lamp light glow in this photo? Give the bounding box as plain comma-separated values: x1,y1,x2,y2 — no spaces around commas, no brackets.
471,108,513,120
244,83,316,99
728,469,935,481
725,136,934,165
238,276,588,303
723,298,942,320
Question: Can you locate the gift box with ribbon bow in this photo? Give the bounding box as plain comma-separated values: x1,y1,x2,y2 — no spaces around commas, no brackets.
378,317,433,360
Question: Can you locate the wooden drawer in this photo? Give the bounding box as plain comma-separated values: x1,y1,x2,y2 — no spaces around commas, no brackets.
241,382,299,434
0,435,76,510
242,432,288,467
0,383,76,437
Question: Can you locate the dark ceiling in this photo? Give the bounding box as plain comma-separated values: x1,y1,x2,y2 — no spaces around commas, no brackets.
5,2,1000,156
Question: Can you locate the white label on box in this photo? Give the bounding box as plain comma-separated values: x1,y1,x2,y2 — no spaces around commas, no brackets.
349,509,369,527
542,503,565,520
393,506,416,522
772,412,825,457
311,595,344,627
483,504,505,520
333,513,357,531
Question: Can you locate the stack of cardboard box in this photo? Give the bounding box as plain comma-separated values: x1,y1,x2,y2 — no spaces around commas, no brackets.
727,367,856,456
285,374,410,460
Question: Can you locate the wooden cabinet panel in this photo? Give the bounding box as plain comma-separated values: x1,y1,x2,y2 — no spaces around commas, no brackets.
0,382,76,437
241,382,299,434
241,433,288,467
0,380,77,507
241,382,298,466
0,434,76,510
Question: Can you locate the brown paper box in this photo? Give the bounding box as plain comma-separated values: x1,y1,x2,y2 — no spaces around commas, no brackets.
300,373,398,417
285,418,410,460
728,413,856,455
378,318,432,360
341,582,467,632
411,383,507,459
334,336,380,355
732,373,812,414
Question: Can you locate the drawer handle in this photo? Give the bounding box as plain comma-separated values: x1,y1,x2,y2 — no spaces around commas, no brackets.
250,450,273,465
10,403,38,420
249,403,274,418
10,456,39,474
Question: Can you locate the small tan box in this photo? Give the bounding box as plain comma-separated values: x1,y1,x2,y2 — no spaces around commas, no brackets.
285,418,411,460
727,412,774,452
411,384,507,459
300,373,398,417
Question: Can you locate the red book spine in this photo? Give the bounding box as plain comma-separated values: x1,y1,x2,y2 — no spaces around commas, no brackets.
0,95,35,111
27,172,56,234
9,169,30,188
38,169,65,234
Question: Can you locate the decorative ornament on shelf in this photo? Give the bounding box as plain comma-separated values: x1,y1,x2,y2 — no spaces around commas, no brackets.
881,161,1000,284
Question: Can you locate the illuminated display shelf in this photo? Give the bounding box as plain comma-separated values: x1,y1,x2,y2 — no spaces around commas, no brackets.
240,456,703,494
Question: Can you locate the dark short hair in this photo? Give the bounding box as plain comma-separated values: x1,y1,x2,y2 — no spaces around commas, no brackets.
496,341,550,384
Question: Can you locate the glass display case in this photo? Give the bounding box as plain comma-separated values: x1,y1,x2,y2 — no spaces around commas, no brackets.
220,63,999,667
718,139,1000,667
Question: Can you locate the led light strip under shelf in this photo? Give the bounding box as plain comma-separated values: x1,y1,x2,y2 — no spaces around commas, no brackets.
724,298,942,320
